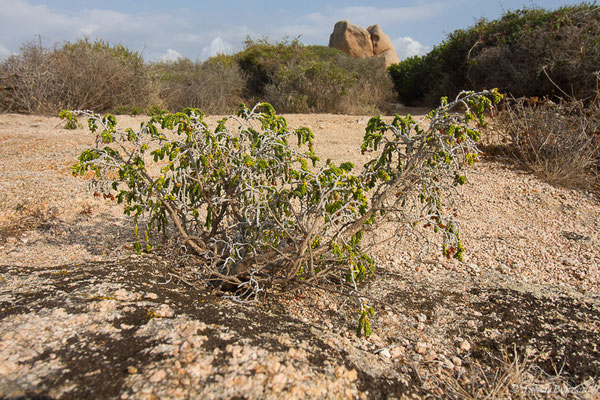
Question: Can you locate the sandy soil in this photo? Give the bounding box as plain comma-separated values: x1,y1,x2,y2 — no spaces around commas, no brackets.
1,111,599,399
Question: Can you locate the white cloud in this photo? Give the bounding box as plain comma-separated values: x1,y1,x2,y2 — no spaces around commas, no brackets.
393,36,431,60
0,0,445,62
0,44,13,59
327,2,452,29
201,37,233,59
80,24,99,35
159,48,182,63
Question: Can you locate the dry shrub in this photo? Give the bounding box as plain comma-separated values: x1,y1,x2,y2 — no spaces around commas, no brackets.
264,55,395,114
340,58,397,114
0,40,60,114
2,36,394,116
497,96,600,190
154,57,245,114
0,203,58,244
0,38,152,114
51,38,152,112
439,347,599,399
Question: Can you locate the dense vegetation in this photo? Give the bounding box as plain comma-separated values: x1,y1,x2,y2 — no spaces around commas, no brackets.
0,37,394,115
389,3,600,106
0,38,152,114
385,2,600,191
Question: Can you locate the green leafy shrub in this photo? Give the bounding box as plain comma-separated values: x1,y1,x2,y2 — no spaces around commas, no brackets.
72,89,501,335
58,110,81,129
389,3,600,106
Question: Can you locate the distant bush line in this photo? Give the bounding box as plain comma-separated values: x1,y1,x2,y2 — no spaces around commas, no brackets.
1,3,598,117
0,37,395,115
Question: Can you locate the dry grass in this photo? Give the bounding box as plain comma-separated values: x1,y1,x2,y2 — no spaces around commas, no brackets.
438,347,600,399
0,203,58,245
153,58,246,114
494,96,600,191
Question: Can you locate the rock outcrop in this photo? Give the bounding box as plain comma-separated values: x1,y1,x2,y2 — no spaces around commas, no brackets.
367,25,401,67
328,21,401,67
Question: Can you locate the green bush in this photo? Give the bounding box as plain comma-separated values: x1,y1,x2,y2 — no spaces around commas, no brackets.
237,38,395,114
389,3,600,106
72,90,501,336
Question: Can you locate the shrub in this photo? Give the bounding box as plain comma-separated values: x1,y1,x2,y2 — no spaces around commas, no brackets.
238,38,395,114
495,96,600,190
152,56,245,114
51,38,152,112
0,40,59,114
389,3,600,106
0,38,152,114
58,110,81,129
72,89,501,335
2,36,395,116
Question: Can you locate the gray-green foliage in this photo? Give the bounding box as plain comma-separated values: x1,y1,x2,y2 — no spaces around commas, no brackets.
73,90,501,336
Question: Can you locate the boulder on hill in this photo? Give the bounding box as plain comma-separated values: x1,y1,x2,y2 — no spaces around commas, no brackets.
329,21,401,67
328,21,373,59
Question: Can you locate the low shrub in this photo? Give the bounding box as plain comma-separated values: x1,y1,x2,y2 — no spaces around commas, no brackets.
152,56,245,114
0,40,59,114
2,36,395,116
72,89,501,335
52,38,152,112
496,96,600,190
0,38,152,114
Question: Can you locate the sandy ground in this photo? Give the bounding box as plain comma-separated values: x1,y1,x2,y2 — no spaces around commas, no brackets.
1,111,599,399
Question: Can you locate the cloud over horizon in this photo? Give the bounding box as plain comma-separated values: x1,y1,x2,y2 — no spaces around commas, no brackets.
0,0,448,61
0,0,586,62
0,44,13,59
201,37,234,59
393,36,431,60
159,49,183,63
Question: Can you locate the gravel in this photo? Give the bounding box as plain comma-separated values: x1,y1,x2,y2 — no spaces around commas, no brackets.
1,112,599,399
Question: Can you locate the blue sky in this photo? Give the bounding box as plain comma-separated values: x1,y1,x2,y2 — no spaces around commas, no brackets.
0,1,592,61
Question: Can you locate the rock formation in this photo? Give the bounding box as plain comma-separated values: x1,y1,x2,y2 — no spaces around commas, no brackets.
328,21,401,67
367,25,401,67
